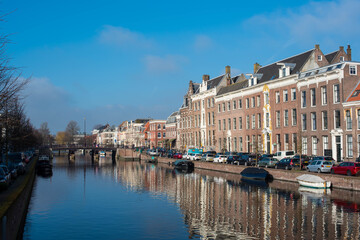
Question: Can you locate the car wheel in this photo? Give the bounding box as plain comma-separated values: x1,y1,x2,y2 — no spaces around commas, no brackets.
285,166,289,170
331,169,334,174
245,162,248,166
317,169,321,173
275,165,278,169
347,170,352,176
265,165,268,168
307,168,310,172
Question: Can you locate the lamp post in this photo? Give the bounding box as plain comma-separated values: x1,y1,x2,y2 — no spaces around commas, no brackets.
84,117,86,147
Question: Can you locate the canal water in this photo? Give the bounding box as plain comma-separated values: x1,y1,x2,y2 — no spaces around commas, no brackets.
22,154,360,239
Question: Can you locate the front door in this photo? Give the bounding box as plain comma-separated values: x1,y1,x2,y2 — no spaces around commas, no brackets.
336,136,341,162
266,134,271,153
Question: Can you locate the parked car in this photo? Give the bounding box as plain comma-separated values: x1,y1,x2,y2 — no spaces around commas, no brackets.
275,158,300,170
188,153,195,160
258,157,278,168
310,156,335,166
293,155,311,169
273,151,295,161
173,153,183,159
0,165,11,183
191,153,202,161
201,154,215,162
331,162,360,176
306,160,333,173
0,168,9,189
226,155,241,164
214,154,227,163
259,154,274,161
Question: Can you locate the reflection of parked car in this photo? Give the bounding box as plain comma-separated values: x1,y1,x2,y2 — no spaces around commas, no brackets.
307,160,333,173
331,162,360,176
275,158,300,170
214,154,227,163
258,158,278,168
0,165,11,183
0,168,9,189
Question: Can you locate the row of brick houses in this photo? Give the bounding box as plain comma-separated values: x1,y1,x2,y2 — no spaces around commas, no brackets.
92,44,360,161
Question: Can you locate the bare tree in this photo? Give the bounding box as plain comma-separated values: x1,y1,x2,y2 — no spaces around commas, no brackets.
65,120,80,144
39,122,51,146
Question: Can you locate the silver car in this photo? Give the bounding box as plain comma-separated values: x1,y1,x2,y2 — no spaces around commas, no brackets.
307,160,333,173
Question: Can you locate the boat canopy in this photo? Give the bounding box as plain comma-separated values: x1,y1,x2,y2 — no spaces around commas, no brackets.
296,174,326,183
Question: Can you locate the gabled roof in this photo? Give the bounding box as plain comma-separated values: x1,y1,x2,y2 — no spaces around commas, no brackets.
346,80,360,102
256,49,314,84
192,83,200,93
217,79,248,96
207,75,224,90
325,51,339,63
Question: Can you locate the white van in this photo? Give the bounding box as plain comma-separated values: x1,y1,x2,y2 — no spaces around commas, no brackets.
273,151,295,161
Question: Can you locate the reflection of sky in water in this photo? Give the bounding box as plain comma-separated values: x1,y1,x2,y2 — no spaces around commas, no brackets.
23,155,360,240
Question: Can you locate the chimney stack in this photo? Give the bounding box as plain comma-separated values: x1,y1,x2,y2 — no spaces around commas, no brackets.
225,65,231,75
347,45,352,61
339,46,344,51
188,80,193,94
202,74,210,82
254,62,261,73
315,44,320,50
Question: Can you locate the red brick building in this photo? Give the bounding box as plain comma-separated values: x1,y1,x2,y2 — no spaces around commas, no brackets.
148,120,166,148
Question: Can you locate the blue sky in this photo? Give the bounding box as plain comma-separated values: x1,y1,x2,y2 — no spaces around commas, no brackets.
2,0,360,133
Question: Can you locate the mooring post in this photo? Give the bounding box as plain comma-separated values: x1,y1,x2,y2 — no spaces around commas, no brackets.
112,150,116,164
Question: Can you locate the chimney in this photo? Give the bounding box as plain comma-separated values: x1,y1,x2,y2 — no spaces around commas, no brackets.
254,62,261,73
339,46,344,51
347,45,352,61
315,44,320,50
225,65,231,75
188,80,193,94
202,74,210,82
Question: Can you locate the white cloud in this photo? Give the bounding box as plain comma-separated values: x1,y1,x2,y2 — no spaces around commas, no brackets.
244,0,360,46
194,35,213,52
98,25,153,49
143,55,187,73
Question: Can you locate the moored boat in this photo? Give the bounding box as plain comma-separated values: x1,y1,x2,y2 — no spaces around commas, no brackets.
172,160,194,170
240,167,271,181
296,174,331,189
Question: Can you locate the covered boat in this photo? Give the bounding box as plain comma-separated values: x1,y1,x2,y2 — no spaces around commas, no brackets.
172,160,194,170
240,167,271,181
296,174,331,189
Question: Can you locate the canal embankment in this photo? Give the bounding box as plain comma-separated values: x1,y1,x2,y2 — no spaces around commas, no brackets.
0,157,37,239
157,157,360,192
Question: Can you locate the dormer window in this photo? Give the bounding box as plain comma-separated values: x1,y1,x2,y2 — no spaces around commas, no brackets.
282,68,286,77
318,55,322,61
248,77,257,86
340,56,345,62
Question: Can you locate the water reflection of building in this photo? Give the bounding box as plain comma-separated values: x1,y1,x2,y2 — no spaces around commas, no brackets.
98,162,360,239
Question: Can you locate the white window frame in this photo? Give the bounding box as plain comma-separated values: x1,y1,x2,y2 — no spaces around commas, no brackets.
302,137,308,155
283,90,288,102
257,95,260,107
318,55,322,61
292,109,297,126
321,86,327,105
301,91,306,108
276,92,280,103
310,88,316,107
291,88,296,101
334,84,340,103
322,111,328,130
284,110,289,127
347,135,353,158
346,110,352,130
350,65,357,75
311,112,316,130
323,136,328,153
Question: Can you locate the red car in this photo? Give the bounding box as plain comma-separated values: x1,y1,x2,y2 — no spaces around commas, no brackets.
173,153,183,159
330,162,360,176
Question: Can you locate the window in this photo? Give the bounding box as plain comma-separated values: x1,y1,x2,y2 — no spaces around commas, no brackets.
246,98,249,109
239,117,242,129
239,99,242,109
266,113,270,128
163,132,166,137
302,114,307,130
310,88,316,106
246,115,250,129
218,104,221,113
211,98,214,107
212,112,215,125
350,65,357,75
321,86,327,105
227,102,231,111
312,137,317,155
292,109,297,126
276,111,280,128
347,135,353,158
258,113,261,128
311,112,316,130
301,91,306,107
346,110,352,130
322,111,328,130
282,67,286,77
252,115,255,129
340,56,345,62
157,133,161,138
223,119,226,130
208,112,211,125
233,101,236,110
318,55,322,61
291,88,296,101
302,137,308,155
292,133,297,152
335,110,341,128
218,120,221,131
283,90,288,102
239,137,243,152
276,92,280,103
251,97,255,108
222,103,225,112
358,109,360,129
234,137,237,152
334,84,340,103
233,118,236,130
257,95,260,107
323,136,328,153
284,110,289,127
285,134,289,151
276,134,281,150
207,99,210,108
202,100,204,109
264,92,269,105
228,118,231,130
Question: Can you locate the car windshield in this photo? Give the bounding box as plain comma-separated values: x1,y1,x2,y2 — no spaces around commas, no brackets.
323,161,332,165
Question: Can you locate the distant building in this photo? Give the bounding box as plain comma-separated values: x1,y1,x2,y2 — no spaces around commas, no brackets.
165,111,179,149
148,120,166,148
